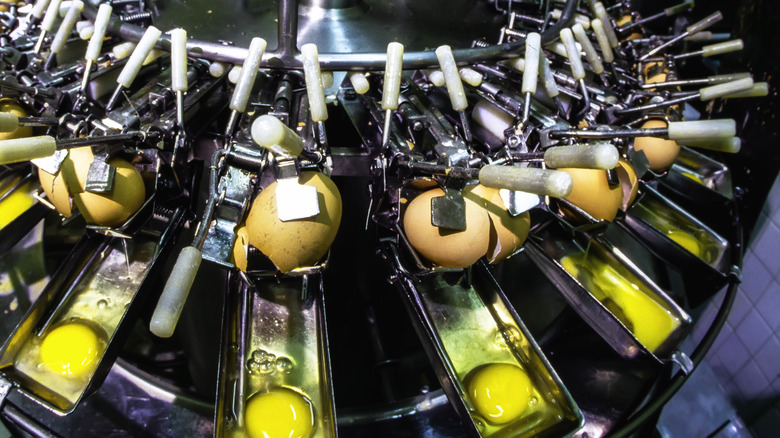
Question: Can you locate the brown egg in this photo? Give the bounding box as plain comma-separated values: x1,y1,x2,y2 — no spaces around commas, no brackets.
617,16,642,41
464,185,530,264
403,188,490,268
246,171,342,273
38,167,73,217
59,146,94,192
616,160,639,211
0,99,33,140
559,168,623,222
232,225,249,273
643,62,667,84
633,119,680,172
73,157,146,226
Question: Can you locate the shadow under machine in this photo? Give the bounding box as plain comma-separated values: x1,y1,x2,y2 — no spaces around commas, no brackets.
0,0,768,436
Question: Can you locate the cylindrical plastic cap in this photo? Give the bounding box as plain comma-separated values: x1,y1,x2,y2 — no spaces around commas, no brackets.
0,136,57,165
229,37,267,113
668,119,737,140
301,43,329,122
544,143,619,170
382,42,405,111
251,114,304,157
435,45,468,111
479,165,573,198
171,28,189,92
150,246,202,338
522,33,541,94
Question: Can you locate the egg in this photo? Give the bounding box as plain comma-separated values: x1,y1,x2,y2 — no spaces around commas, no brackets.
463,185,530,264
559,168,623,221
59,146,94,192
617,15,642,41
403,188,490,268
73,157,146,227
232,225,249,272
643,62,667,84
633,119,680,172
467,363,534,425
616,159,639,211
246,171,342,273
40,322,104,377
244,387,315,438
0,99,33,140
38,167,73,217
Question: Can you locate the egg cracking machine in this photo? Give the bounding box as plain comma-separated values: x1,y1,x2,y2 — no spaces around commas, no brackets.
0,0,768,436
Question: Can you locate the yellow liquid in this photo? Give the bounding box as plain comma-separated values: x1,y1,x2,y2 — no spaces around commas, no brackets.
467,363,535,425
0,177,36,230
561,252,680,353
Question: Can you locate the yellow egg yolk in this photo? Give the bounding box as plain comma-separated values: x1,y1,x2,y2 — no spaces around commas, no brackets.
245,388,315,438
561,254,680,352
467,363,534,425
666,230,703,257
40,323,102,377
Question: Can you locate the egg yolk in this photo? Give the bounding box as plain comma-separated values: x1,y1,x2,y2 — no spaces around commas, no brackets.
467,363,534,425
39,322,102,377
666,230,703,258
245,388,315,438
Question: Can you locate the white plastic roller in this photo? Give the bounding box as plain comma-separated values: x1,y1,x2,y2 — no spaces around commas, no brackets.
435,45,468,112
685,31,713,42
722,82,769,99
667,119,736,140
0,113,19,133
709,72,752,84
681,137,741,153
479,165,573,198
428,70,446,87
0,136,57,165
538,51,560,98
227,66,242,84
170,28,188,93
593,2,618,48
560,28,585,81
382,42,404,111
229,37,267,113
116,26,162,88
50,0,83,54
112,42,136,60
150,246,202,338
471,100,513,140
321,71,335,89
86,4,112,62
572,23,604,75
545,41,571,58
699,77,753,101
348,72,370,94
544,143,619,170
41,0,63,33
522,33,541,94
551,10,591,29
505,57,525,72
591,18,614,63
209,62,228,78
250,114,304,157
301,43,328,122
702,39,744,57
459,68,483,87
31,0,51,19
76,20,93,40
